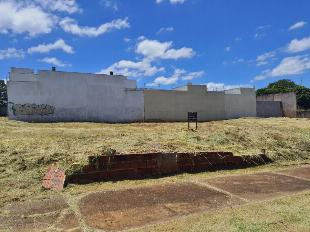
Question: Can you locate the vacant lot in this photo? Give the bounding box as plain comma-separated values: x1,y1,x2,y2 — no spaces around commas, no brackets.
0,117,309,207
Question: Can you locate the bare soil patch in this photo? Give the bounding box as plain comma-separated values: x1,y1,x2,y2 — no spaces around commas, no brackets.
277,166,310,180
79,182,243,231
205,172,310,201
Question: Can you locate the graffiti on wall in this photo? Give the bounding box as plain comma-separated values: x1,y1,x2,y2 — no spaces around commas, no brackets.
12,103,55,116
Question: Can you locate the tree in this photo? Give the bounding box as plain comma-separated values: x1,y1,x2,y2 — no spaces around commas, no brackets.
295,86,310,109
256,79,310,109
0,80,7,107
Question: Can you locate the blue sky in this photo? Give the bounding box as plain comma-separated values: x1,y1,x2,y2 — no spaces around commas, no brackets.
0,0,310,90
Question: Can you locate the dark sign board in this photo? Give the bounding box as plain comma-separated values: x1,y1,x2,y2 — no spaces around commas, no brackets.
188,112,198,130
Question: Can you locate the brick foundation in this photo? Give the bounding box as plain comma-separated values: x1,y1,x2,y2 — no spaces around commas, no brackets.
66,152,272,184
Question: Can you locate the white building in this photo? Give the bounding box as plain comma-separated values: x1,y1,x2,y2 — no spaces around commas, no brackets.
7,67,256,122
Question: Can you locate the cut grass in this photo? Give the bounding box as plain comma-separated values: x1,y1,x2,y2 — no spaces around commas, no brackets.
0,117,309,207
134,191,310,232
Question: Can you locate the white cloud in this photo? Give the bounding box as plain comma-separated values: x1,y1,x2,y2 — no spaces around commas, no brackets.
254,69,272,81
254,56,310,81
181,71,204,81
225,46,231,52
28,39,74,54
100,0,118,11
0,48,24,60
205,82,225,91
59,17,130,37
35,0,80,14
156,0,186,4
270,56,310,76
254,32,266,40
100,38,196,79
136,39,195,60
0,1,55,36
148,68,204,86
256,51,276,66
289,21,307,31
123,37,131,43
287,36,310,53
205,82,251,91
98,59,164,77
157,27,174,34
254,25,270,40
149,70,181,86
137,35,146,41
256,25,271,31
151,76,178,86
38,57,71,67
232,58,245,64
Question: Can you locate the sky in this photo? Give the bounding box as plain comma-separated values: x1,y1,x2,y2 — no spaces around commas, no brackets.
0,0,310,90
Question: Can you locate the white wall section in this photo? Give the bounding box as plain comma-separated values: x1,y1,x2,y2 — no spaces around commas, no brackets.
7,68,144,122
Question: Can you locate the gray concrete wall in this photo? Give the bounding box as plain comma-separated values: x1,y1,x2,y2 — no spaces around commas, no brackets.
7,68,144,122
144,85,256,122
256,101,283,117
224,88,257,119
256,92,296,117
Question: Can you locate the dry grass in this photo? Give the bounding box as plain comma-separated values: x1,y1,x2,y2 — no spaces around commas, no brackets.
0,117,309,207
135,191,310,232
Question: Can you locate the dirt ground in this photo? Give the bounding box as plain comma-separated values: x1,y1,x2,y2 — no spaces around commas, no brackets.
79,183,243,231
0,166,309,232
205,172,310,201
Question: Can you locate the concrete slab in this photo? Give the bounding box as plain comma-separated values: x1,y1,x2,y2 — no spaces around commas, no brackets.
205,172,310,201
0,196,71,232
79,183,243,231
276,166,310,180
2,195,68,216
0,213,61,232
